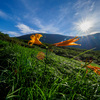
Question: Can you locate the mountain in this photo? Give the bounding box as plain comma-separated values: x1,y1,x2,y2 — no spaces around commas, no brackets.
76,33,100,50
17,33,100,50
17,33,72,44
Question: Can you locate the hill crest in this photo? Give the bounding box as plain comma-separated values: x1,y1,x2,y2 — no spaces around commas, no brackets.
17,33,100,50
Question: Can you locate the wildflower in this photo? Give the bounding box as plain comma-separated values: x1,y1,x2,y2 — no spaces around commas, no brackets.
52,36,81,46
28,34,42,46
94,69,100,75
37,52,45,60
28,34,81,47
86,65,100,75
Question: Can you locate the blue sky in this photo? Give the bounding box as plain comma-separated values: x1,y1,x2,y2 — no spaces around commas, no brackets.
0,0,100,37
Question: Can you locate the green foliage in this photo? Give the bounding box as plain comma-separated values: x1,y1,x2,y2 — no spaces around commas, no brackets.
0,32,100,99
52,46,100,65
0,40,100,100
0,32,35,48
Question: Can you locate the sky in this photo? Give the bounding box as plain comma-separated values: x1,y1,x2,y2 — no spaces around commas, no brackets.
0,0,100,37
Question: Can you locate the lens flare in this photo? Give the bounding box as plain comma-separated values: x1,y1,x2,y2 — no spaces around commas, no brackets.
75,18,94,33
79,21,92,32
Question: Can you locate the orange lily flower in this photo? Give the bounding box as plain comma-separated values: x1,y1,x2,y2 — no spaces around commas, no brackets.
37,52,45,60
28,34,42,46
52,36,81,46
86,65,100,75
28,34,81,47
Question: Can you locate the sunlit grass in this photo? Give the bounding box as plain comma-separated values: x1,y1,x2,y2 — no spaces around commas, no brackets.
91,63,100,67
0,40,100,100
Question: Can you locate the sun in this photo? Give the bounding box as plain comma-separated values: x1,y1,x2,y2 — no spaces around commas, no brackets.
79,21,92,32
76,19,94,33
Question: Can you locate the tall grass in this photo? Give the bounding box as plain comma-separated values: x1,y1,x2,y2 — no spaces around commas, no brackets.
0,40,100,100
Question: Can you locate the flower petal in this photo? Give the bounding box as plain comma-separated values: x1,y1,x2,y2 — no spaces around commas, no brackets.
28,40,35,45
52,36,80,46
68,42,81,46
35,39,42,45
87,65,100,75
35,34,43,39
30,35,35,40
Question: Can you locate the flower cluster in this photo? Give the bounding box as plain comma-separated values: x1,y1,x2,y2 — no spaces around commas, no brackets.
28,33,81,60
28,34,100,76
28,33,81,47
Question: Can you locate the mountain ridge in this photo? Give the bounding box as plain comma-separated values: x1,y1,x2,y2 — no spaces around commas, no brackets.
17,33,100,50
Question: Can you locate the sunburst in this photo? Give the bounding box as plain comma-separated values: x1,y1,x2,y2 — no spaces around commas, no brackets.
75,18,94,33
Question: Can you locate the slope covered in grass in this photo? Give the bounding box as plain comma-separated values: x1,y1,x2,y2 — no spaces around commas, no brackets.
51,46,100,65
0,40,100,100
0,32,100,65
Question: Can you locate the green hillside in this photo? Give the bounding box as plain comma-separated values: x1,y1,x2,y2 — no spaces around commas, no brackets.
0,32,100,100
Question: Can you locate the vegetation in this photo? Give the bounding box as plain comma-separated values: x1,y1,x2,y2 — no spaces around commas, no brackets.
0,32,100,100
0,32,34,48
52,46,100,65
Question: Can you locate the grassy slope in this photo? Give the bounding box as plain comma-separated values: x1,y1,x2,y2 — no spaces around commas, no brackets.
51,46,100,65
0,40,100,100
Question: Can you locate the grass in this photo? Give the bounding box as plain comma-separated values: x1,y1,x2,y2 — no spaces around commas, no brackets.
0,39,100,100
52,46,100,65
90,63,100,67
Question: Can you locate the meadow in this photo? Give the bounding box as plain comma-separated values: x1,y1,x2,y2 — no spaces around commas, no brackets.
0,32,100,100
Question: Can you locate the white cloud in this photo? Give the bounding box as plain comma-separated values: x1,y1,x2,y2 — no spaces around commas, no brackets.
15,1,74,36
74,0,95,18
89,31,100,35
16,23,41,34
0,10,12,20
7,31,21,37
74,0,95,11
2,31,21,37
89,2,95,11
33,18,63,34
0,10,8,18
15,0,100,36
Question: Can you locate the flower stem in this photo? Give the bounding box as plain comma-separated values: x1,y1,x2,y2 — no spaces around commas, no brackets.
44,47,48,74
